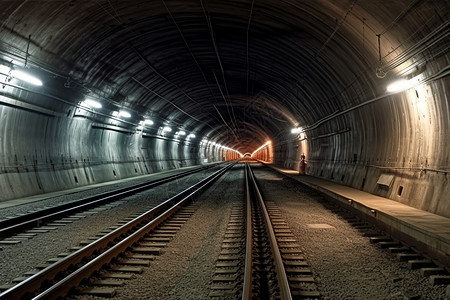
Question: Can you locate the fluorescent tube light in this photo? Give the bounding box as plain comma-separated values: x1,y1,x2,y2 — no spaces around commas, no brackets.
118,110,131,118
11,69,43,86
387,79,412,93
81,99,102,109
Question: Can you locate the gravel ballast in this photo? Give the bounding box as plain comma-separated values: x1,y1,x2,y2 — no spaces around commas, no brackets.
0,165,224,287
1,163,447,299
67,164,245,300
254,165,447,300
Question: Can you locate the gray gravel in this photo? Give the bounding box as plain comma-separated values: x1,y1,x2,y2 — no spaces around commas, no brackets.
0,165,223,287
2,163,447,300
112,165,244,300
68,163,244,300
0,166,206,221
254,165,447,300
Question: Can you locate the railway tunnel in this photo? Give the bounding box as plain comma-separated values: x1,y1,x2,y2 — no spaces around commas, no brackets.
0,0,447,215
0,0,449,298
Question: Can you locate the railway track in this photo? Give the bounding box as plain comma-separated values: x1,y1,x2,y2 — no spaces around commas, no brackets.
210,163,320,299
0,163,221,242
0,162,234,300
257,162,450,288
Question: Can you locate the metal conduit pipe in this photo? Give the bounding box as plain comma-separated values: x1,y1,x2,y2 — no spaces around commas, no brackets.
303,65,450,132
380,20,450,74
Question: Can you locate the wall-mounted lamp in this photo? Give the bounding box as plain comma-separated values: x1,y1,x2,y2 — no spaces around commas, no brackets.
187,133,196,139
10,69,43,86
387,79,413,93
176,130,186,136
81,99,102,109
161,126,172,136
118,110,131,118
291,127,303,134
138,119,154,130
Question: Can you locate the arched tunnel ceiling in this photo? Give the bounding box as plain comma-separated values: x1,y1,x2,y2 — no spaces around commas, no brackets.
0,0,447,153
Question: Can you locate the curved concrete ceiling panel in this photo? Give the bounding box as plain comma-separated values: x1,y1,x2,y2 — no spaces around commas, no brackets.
0,0,396,147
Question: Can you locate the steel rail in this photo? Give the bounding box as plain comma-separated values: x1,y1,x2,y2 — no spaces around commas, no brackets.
0,163,235,300
245,163,293,300
0,163,219,238
242,163,253,299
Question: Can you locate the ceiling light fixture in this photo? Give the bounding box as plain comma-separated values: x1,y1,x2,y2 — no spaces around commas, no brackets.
81,99,102,109
162,126,172,134
118,110,131,118
291,127,303,134
387,79,413,93
11,69,43,86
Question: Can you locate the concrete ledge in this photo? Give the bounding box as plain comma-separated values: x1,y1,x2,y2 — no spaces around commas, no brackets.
269,166,450,267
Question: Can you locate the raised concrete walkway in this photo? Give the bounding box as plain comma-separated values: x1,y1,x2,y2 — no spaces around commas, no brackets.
270,166,450,267
0,165,201,210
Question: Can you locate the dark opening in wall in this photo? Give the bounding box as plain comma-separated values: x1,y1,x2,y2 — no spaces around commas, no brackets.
113,170,116,176
135,168,138,173
74,176,78,183
398,186,404,196
341,175,345,181
320,170,323,176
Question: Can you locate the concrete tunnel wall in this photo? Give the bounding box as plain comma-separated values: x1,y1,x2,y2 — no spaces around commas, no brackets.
0,99,228,201
275,61,450,218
